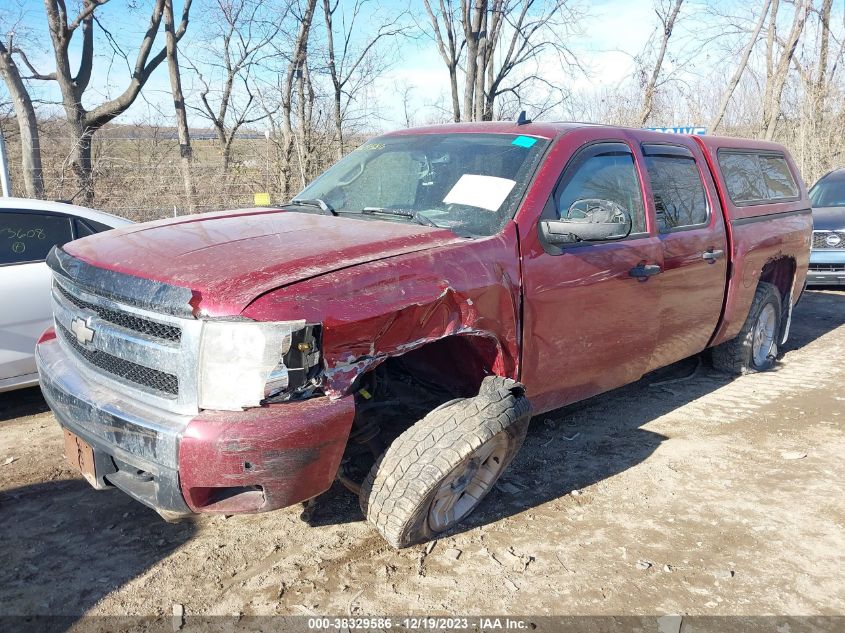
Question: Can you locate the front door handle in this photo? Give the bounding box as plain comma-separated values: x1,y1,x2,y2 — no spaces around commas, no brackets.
629,263,662,279
702,249,725,263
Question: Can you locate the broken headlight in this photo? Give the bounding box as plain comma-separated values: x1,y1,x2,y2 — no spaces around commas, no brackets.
264,325,322,402
197,319,320,411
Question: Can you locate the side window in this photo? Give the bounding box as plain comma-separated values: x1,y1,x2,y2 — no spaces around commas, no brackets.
719,152,767,204
643,153,708,232
759,155,798,200
718,150,799,205
556,148,646,234
75,219,96,238
74,218,113,238
0,212,73,265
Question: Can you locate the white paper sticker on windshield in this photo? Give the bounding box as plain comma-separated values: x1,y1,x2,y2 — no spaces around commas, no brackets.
443,174,517,211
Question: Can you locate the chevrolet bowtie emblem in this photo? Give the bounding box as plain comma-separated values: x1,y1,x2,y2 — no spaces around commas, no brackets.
70,317,95,345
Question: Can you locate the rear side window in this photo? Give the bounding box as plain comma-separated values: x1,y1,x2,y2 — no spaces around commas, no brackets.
75,219,96,238
0,212,73,265
718,151,799,205
643,151,708,232
759,155,799,199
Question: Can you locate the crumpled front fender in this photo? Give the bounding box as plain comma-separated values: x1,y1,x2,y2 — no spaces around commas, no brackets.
243,223,524,396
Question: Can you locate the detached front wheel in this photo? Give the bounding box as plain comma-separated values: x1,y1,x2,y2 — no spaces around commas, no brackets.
360,376,531,549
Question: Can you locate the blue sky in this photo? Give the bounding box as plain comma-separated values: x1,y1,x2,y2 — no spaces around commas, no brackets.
1,0,752,131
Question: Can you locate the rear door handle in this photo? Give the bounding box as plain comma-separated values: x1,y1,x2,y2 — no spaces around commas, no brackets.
629,263,662,279
702,249,725,263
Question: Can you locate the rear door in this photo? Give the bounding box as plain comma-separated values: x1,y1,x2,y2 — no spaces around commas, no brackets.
641,143,728,370
519,135,664,413
1,211,74,382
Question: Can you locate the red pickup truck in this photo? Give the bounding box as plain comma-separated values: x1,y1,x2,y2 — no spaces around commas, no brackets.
37,122,811,548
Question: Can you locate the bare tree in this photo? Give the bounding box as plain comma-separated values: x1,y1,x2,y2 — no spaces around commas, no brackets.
424,0,581,122
188,0,283,172
322,0,408,158
476,0,580,121
813,0,834,123
463,0,485,119
279,0,319,198
421,0,463,121
399,80,416,127
164,0,195,212
7,0,194,203
638,0,684,126
710,0,772,133
0,35,43,197
762,0,808,139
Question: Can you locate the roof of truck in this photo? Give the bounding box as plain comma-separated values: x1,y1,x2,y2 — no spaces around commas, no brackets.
693,134,793,154
381,121,586,139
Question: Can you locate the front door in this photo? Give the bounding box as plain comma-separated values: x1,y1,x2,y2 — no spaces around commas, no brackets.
519,138,663,414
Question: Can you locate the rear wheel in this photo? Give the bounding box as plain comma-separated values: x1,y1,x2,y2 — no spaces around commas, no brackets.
712,282,782,375
359,376,531,548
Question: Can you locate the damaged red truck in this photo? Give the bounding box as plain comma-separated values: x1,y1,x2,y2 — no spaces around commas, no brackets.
36,122,811,548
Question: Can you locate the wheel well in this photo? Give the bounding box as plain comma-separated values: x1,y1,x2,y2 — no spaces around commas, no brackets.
338,335,505,490
759,257,796,305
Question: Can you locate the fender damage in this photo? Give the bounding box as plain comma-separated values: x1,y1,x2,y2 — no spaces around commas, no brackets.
243,222,524,398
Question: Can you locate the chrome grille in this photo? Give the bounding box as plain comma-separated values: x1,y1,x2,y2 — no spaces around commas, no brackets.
812,230,845,249
56,283,181,343
57,323,179,396
51,275,203,415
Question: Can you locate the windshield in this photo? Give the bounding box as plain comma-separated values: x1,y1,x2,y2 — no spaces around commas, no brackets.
810,175,845,207
296,133,549,236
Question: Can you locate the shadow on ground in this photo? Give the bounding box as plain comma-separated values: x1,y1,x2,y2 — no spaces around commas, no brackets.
0,385,51,422
0,478,195,627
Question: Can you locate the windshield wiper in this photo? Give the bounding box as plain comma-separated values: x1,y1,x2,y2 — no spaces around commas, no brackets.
361,207,440,228
290,198,338,216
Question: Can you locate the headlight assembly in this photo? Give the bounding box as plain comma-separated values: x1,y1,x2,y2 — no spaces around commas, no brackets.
196,319,319,411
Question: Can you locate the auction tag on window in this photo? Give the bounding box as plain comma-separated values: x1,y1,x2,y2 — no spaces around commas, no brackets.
443,174,517,211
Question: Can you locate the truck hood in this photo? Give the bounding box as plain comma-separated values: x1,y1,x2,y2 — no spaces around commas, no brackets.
812,206,845,231
64,209,464,315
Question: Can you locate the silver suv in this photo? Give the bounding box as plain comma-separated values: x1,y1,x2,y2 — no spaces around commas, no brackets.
808,168,845,286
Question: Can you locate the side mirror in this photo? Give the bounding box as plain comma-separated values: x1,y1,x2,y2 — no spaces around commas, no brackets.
540,198,633,245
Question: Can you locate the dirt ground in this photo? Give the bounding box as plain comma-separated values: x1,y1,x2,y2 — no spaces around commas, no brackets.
1,290,844,626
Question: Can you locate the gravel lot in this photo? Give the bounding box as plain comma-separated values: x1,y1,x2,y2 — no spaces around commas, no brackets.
1,290,843,627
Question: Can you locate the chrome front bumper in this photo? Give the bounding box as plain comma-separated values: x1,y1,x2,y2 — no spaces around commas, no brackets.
36,337,193,516
808,249,845,286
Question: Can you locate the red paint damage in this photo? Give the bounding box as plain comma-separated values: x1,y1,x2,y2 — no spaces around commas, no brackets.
179,395,355,513
242,221,523,396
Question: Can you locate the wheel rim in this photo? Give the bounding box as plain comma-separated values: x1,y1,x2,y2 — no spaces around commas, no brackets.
752,303,777,367
427,433,510,533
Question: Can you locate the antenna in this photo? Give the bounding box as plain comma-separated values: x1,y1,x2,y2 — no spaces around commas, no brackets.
516,110,532,126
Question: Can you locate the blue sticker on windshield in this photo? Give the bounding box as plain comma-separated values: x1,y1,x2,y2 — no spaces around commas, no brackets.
512,135,537,148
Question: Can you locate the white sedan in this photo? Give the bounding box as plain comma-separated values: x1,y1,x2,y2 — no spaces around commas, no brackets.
1,198,131,392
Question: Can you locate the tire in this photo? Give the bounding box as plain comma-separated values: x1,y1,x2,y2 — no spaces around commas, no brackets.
360,376,531,548
712,282,782,375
